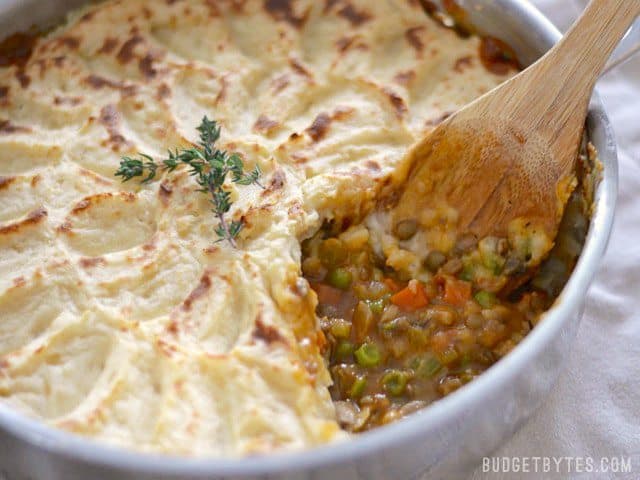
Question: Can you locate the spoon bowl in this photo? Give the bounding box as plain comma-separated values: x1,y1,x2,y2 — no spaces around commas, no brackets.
392,0,639,271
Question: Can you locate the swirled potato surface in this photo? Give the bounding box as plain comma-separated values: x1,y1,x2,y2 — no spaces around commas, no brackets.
0,0,514,456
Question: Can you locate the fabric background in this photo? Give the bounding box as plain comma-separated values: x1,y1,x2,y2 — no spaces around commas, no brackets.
471,1,640,479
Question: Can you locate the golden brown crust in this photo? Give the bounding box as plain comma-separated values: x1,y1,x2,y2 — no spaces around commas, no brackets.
0,0,516,457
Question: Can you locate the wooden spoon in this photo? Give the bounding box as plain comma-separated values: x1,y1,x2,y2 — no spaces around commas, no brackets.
391,0,639,270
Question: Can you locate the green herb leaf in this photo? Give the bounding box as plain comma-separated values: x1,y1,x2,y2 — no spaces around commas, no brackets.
114,117,263,247
228,220,243,239
197,116,221,151
115,153,158,183
234,163,263,187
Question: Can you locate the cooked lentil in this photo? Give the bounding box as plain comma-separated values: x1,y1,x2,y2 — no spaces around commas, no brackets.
303,228,551,432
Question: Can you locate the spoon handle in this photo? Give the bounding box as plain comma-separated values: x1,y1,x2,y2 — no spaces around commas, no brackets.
545,0,640,88
506,0,640,147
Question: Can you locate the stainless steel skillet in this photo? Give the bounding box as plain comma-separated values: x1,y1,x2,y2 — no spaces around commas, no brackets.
0,1,618,479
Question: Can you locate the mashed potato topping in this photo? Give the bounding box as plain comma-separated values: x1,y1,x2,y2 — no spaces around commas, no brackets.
0,0,516,456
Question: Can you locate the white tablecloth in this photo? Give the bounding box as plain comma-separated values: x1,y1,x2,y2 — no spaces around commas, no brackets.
471,1,640,478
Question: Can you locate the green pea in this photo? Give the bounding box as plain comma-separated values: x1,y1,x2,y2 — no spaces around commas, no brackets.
474,290,497,308
354,343,381,368
411,355,442,378
381,370,409,396
333,341,354,360
482,252,505,275
459,265,475,282
366,298,386,314
327,268,353,290
349,376,367,398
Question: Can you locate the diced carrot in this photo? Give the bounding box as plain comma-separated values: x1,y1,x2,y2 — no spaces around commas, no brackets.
384,278,402,292
390,281,430,310
443,277,472,306
312,282,343,305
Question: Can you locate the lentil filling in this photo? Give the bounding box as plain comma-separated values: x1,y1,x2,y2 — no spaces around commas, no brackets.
302,185,590,433
304,231,545,431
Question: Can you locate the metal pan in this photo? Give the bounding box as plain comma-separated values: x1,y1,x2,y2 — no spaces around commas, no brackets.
0,1,618,479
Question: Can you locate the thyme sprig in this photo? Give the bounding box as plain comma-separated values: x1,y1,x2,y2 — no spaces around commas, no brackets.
115,117,263,247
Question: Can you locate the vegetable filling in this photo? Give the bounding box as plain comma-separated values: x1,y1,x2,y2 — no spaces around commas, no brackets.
303,226,556,432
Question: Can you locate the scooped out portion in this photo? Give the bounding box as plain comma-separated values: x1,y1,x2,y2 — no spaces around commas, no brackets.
303,228,544,431
303,140,597,431
389,119,575,275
